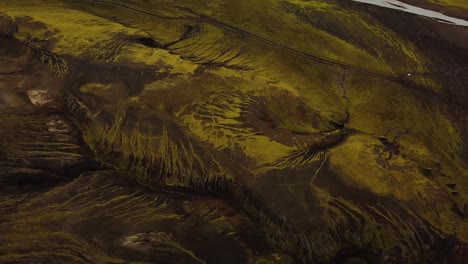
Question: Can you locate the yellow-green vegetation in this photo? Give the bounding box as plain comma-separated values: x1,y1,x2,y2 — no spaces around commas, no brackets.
64,89,232,189
3,7,142,57
176,89,292,166
1,0,467,262
0,0,194,75
280,0,429,74
116,44,198,74
428,0,468,10
167,0,393,74
261,87,335,134
0,172,287,263
0,114,84,170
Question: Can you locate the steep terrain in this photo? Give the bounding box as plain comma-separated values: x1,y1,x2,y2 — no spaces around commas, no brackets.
0,0,467,263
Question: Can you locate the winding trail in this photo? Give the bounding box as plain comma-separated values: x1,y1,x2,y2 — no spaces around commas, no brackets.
88,0,468,109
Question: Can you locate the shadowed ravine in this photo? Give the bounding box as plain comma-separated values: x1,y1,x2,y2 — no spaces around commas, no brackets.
0,0,467,263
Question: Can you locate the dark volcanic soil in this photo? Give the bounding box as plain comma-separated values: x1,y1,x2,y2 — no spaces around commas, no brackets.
0,1,467,263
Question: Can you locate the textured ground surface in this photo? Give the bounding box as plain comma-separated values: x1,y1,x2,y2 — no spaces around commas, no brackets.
0,0,467,263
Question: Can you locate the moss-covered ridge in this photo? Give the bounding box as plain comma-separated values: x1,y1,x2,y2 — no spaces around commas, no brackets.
0,35,291,264
0,171,291,264
1,0,467,262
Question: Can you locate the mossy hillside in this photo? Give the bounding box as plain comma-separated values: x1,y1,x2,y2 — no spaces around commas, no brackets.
0,1,224,189
65,89,232,190
3,0,464,201
427,0,468,10
343,71,468,225
62,0,192,46
1,0,442,137
153,0,444,98
70,65,339,188
157,0,393,74
0,38,292,263
345,73,461,148
166,24,348,124
248,149,455,262
0,40,94,184
143,0,437,75
0,3,242,189
28,0,348,187
0,1,200,76
279,0,430,75
344,72,468,198
261,87,336,134
60,50,363,262
75,0,393,74
328,134,466,236
8,0,468,206
166,1,468,253
0,0,446,105
0,171,289,264
0,4,152,63
1,1,467,262
136,0,441,121
176,89,294,167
